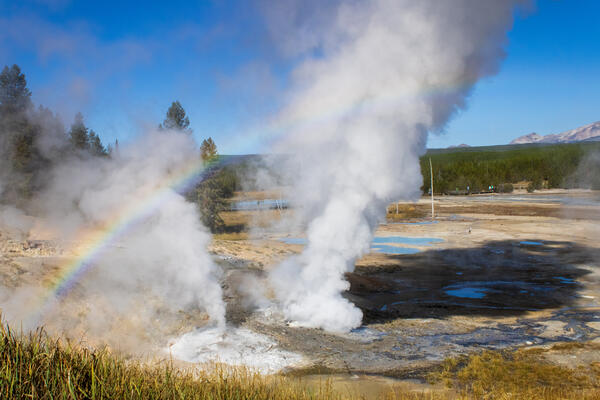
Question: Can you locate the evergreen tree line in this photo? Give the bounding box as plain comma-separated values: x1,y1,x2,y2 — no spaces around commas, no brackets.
421,142,600,195
0,65,109,203
0,64,232,233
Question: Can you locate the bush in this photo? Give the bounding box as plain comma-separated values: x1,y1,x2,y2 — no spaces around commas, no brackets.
197,177,228,233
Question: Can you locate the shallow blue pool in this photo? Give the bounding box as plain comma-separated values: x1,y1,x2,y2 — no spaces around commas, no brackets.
520,240,544,246
445,287,488,299
372,236,444,246
231,199,289,211
279,235,444,254
370,245,421,255
555,276,576,284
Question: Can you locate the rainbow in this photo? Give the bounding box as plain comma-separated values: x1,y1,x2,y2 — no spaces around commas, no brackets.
27,155,224,324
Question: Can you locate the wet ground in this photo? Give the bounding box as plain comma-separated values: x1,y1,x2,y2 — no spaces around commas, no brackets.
208,191,600,380
349,240,596,321
279,235,444,255
216,237,600,378
2,190,600,393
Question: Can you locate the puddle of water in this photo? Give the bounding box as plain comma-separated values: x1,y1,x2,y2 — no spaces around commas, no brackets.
555,276,576,284
279,237,308,245
279,235,444,255
231,199,289,211
372,236,444,246
520,241,544,246
371,245,420,255
445,280,556,293
445,287,488,299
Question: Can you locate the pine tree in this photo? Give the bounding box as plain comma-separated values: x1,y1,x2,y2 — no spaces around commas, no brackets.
0,65,32,113
0,65,38,201
200,137,218,162
69,112,89,150
159,101,191,133
88,130,107,156
196,178,227,233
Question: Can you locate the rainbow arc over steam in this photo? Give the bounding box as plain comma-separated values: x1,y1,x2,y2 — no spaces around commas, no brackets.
27,155,224,324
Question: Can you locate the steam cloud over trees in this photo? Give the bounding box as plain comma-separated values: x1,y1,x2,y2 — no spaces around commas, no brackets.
0,64,230,339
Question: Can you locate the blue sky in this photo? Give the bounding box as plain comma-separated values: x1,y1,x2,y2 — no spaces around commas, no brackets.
1,0,599,152
430,0,600,148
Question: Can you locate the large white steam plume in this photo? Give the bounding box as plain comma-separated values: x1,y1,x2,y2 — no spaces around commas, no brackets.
267,0,527,332
2,131,225,344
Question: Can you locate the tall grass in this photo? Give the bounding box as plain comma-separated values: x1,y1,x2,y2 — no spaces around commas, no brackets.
0,323,338,399
2,319,600,399
429,346,600,399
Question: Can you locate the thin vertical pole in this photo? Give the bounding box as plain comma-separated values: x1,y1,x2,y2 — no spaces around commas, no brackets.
277,189,283,216
429,157,434,220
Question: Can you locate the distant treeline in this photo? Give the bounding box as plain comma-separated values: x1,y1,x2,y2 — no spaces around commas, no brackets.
8,62,597,207
207,142,600,201
421,142,600,194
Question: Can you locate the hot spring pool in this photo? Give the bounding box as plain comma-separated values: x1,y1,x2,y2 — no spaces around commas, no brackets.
279,235,444,254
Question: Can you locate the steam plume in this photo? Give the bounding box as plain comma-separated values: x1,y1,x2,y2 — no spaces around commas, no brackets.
267,0,527,332
2,131,225,344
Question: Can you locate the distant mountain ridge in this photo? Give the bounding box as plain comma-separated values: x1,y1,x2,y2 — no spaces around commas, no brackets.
510,121,600,144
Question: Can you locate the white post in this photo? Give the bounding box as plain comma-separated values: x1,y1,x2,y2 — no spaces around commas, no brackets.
430,157,434,220
277,189,283,216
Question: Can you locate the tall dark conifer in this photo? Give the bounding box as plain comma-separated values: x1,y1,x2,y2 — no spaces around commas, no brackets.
0,65,38,200
88,130,107,156
159,101,191,133
69,112,89,150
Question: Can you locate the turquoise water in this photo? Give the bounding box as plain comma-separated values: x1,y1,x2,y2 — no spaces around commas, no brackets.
372,236,444,246
445,288,488,299
279,236,444,254
370,245,421,255
231,199,289,211
279,238,308,245
520,241,544,246
555,276,576,284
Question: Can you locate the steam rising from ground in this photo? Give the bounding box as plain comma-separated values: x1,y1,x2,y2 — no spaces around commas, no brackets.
170,326,304,374
1,131,225,344
267,0,526,332
0,0,532,368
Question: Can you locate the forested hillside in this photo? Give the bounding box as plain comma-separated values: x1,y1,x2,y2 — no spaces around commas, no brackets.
421,142,600,194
